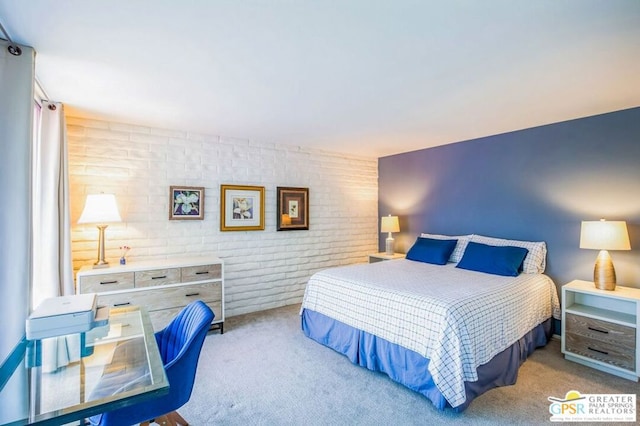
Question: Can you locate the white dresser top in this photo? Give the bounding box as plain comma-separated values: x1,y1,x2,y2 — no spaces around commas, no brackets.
77,255,223,277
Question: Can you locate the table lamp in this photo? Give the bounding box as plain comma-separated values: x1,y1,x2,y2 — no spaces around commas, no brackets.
381,215,400,255
78,194,122,268
579,219,631,290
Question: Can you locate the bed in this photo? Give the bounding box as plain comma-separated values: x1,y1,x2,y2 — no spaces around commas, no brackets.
300,233,561,412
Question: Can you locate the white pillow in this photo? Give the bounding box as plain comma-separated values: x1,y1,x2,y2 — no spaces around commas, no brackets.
420,233,472,264
470,234,547,274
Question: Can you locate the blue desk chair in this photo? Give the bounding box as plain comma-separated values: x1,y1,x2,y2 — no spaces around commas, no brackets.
89,300,214,426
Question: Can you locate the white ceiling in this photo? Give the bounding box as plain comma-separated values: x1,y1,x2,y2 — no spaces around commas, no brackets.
1,1,639,158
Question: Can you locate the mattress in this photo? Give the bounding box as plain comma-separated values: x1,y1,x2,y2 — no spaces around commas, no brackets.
300,259,560,408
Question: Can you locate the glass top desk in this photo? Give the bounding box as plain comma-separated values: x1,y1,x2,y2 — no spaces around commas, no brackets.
0,306,168,426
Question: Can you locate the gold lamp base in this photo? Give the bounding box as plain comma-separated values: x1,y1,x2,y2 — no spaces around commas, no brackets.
92,224,110,269
593,250,616,291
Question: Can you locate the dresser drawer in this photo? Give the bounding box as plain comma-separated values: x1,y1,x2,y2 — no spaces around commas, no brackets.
79,272,135,294
181,264,222,282
98,282,221,312
96,292,139,309
135,268,180,288
147,282,222,309
565,313,635,347
565,331,635,371
105,307,146,338
148,300,221,331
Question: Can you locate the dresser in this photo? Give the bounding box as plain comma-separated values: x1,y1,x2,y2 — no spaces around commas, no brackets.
561,279,640,381
77,256,224,333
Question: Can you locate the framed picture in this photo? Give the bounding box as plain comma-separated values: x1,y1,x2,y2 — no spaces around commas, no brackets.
220,184,265,231
169,186,205,220
277,187,309,231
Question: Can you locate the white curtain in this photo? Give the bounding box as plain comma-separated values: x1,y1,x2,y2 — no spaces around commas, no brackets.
32,100,77,371
0,38,34,426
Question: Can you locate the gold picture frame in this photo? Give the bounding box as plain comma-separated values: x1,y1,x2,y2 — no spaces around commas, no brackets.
220,184,265,231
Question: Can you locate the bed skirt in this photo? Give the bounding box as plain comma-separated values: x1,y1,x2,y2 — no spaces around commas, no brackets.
301,308,552,412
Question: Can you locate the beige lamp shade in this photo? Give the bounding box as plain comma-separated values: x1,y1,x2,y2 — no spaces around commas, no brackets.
78,194,122,224
580,220,630,251
380,215,400,233
580,219,630,291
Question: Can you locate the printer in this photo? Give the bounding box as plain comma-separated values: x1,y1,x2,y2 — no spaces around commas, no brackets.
26,293,109,340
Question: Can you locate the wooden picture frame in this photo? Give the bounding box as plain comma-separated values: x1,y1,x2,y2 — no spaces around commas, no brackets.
220,184,265,231
169,186,205,220
277,187,309,231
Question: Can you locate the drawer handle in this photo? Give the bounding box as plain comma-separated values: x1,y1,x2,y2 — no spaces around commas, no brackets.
151,275,167,280
100,280,118,285
588,346,609,356
185,292,200,297
195,271,209,275
587,326,609,334
114,302,131,307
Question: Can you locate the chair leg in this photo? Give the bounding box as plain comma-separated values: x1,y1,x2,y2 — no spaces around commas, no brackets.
167,410,189,426
151,415,172,426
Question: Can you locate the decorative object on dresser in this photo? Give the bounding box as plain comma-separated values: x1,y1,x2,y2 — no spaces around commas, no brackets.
380,215,400,255
78,193,122,269
220,184,265,231
77,256,224,333
561,279,639,381
579,219,631,290
169,186,205,220
276,187,309,231
368,252,405,263
119,245,131,265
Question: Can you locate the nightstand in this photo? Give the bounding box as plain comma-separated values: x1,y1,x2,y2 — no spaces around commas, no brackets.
368,252,406,263
561,279,640,381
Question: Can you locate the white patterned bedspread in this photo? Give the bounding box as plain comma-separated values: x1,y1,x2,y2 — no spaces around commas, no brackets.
301,259,561,408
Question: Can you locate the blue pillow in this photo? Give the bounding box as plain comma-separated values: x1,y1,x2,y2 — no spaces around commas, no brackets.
406,237,457,265
456,241,529,277
456,242,529,277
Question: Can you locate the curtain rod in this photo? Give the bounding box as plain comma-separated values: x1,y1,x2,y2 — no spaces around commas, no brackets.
0,19,11,41
0,18,22,56
35,78,51,103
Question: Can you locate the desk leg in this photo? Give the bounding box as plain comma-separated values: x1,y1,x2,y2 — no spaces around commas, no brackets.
28,339,42,420
80,333,86,403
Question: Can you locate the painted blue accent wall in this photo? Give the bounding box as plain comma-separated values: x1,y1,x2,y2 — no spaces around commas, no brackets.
379,107,640,292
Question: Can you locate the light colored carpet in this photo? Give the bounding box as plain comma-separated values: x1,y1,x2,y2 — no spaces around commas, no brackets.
181,304,638,425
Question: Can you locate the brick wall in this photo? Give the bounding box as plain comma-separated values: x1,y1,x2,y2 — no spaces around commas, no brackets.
67,117,378,316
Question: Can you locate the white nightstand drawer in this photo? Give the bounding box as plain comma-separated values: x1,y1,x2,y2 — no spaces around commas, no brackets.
565,313,635,347
565,332,635,371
